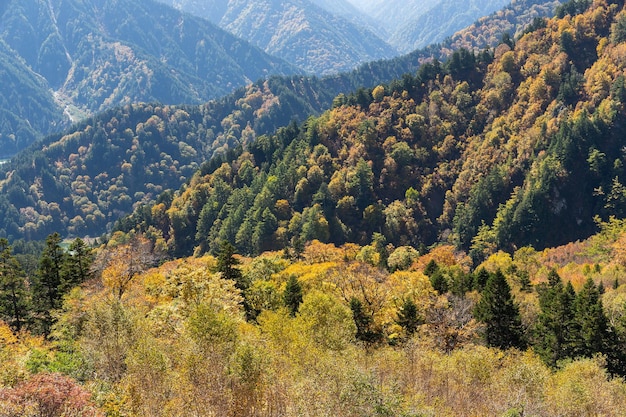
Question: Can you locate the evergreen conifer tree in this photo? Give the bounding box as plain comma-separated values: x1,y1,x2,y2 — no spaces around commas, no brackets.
216,241,245,289
283,275,303,317
574,277,609,357
474,270,526,349
429,270,448,295
0,238,30,332
473,267,491,291
350,297,382,345
61,238,93,293
397,298,421,337
534,270,577,366
32,233,66,335
424,259,439,276
216,241,254,319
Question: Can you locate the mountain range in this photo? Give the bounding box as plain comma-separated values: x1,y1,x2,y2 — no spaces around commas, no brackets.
0,0,564,158
158,0,396,75
0,0,620,266
130,0,626,260
0,0,297,156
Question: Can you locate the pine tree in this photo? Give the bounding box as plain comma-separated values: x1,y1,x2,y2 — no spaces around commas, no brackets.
0,238,30,332
283,275,303,317
216,241,253,319
573,278,609,357
62,238,93,293
32,233,66,335
429,270,448,295
216,241,245,289
474,270,526,350
534,269,577,366
473,267,491,291
424,259,439,276
397,298,421,337
350,297,382,345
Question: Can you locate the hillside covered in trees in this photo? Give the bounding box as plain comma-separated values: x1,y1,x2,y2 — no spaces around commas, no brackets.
110,0,626,264
0,0,564,243
3,1,626,415
3,217,626,414
158,0,395,75
0,0,297,155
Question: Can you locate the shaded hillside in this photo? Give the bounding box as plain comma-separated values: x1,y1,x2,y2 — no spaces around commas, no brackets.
0,0,296,154
158,0,396,75
346,0,514,52
390,0,511,53
0,74,343,241
0,0,587,243
116,0,626,262
447,0,564,52
0,40,67,157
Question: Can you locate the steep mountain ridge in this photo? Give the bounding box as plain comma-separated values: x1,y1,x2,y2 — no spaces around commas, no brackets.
157,0,396,75
112,0,626,260
0,0,573,242
390,0,511,52
0,39,67,157
0,0,296,155
346,0,511,52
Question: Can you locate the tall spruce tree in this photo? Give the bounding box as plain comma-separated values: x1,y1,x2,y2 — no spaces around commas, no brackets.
216,241,254,319
0,238,30,332
397,298,421,337
216,241,244,288
573,277,609,357
32,233,66,335
474,270,526,349
62,238,93,293
473,267,491,291
350,297,382,346
534,269,577,366
283,275,303,317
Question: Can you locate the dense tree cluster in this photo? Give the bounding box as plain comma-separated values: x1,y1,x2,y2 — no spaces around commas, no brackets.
3,221,626,414
0,235,94,337
111,0,626,264
0,0,297,154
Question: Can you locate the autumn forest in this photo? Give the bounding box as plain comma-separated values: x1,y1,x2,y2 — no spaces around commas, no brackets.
4,0,626,416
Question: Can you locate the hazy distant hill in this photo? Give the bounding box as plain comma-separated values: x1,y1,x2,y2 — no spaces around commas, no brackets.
390,0,510,52
347,0,518,52
0,0,567,241
0,0,296,155
159,0,396,75
0,40,67,157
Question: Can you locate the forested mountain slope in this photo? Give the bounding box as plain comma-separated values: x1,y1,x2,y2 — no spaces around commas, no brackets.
0,40,67,157
0,75,344,241
0,0,564,242
0,0,296,155
158,0,396,75
115,0,626,262
346,0,521,52
390,0,511,53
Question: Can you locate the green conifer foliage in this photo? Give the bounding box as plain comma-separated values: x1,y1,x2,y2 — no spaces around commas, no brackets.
474,270,526,350
0,238,30,332
429,271,449,295
216,241,245,289
32,233,66,335
534,270,577,366
396,298,421,337
283,275,303,317
62,238,94,293
473,267,491,291
350,297,382,346
574,278,609,358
